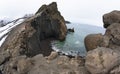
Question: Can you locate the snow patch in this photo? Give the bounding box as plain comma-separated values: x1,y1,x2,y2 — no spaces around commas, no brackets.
0,19,25,47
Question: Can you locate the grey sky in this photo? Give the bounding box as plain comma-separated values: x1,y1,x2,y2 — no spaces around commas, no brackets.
0,0,120,26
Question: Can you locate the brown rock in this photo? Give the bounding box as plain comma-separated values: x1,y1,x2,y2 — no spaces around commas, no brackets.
84,33,103,51
17,58,33,74
110,65,120,74
103,10,120,28
0,2,67,74
105,23,120,46
85,47,120,74
46,51,58,60
0,2,67,58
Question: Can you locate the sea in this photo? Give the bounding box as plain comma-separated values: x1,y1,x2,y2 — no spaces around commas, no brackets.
0,20,105,57
51,23,105,57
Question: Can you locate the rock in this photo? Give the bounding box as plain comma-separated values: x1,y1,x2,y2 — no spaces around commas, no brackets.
70,56,85,67
35,2,67,40
0,2,67,58
0,2,68,74
105,23,120,46
110,65,120,74
85,47,120,74
0,51,10,65
67,28,74,32
65,21,71,24
46,51,58,60
84,33,103,51
17,58,33,74
103,10,120,28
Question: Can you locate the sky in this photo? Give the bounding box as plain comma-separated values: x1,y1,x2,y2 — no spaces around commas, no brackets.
0,0,120,26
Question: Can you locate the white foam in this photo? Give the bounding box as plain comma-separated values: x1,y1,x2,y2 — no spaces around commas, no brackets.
51,46,60,52
75,41,80,44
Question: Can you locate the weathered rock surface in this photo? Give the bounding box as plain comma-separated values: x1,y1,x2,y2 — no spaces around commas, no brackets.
0,2,67,58
85,47,120,74
85,10,120,74
84,33,103,51
1,53,89,74
0,2,76,74
105,23,120,46
110,65,120,74
103,10,120,28
85,23,120,51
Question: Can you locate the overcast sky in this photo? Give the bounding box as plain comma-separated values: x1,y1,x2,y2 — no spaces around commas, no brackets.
0,0,120,26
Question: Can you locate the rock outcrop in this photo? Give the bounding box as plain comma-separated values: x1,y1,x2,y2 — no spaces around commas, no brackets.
103,10,120,28
0,2,67,58
85,47,120,74
1,53,89,74
85,10,120,74
0,2,71,74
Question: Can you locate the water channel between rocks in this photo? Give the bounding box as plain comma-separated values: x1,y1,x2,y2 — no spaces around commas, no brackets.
51,23,105,57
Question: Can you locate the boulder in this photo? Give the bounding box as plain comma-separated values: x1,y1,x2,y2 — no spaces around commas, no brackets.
65,21,71,24
103,10,120,28
67,28,74,32
85,47,120,74
84,33,103,51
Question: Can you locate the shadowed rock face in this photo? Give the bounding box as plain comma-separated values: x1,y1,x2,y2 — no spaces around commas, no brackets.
0,2,67,58
103,10,120,28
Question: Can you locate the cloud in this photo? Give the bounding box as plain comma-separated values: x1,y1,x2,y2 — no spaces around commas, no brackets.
0,0,120,26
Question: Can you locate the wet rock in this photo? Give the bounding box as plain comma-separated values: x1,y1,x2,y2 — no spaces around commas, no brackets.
103,10,120,28
68,28,74,32
65,21,71,24
85,47,120,74
84,33,103,51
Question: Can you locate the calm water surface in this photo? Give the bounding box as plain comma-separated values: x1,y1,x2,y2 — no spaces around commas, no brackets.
51,23,105,56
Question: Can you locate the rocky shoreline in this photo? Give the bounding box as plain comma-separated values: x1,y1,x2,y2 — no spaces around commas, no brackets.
0,2,120,74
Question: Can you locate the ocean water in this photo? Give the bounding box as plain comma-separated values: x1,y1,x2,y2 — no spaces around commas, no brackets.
51,23,105,56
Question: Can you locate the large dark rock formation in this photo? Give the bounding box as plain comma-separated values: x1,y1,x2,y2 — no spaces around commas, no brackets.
103,10,120,28
0,2,67,58
0,2,72,74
